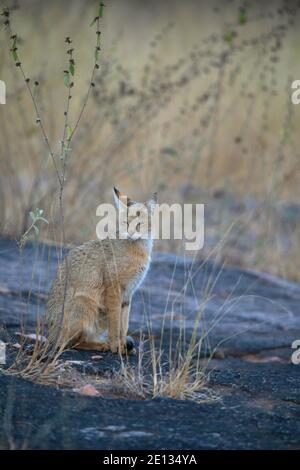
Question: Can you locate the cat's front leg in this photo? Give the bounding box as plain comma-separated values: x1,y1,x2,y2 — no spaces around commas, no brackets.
120,297,135,353
105,286,124,354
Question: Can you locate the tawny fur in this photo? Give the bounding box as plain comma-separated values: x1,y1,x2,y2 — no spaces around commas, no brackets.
45,189,156,354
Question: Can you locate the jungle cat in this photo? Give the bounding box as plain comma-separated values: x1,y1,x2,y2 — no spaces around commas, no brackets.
45,187,157,354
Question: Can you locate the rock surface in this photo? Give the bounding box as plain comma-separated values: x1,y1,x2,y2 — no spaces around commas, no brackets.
0,238,299,449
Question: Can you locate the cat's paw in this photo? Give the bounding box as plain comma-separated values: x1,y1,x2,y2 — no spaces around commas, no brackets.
109,337,136,355
109,340,126,355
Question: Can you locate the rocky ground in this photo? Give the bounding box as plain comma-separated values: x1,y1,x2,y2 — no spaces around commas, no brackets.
0,238,299,449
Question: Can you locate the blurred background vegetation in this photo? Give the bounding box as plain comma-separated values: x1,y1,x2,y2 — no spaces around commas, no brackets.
0,0,299,280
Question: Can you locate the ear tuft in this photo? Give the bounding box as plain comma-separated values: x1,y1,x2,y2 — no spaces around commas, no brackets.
113,186,121,208
113,186,129,209
113,187,120,198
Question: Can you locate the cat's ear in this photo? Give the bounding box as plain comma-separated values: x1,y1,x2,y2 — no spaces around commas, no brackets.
113,187,129,209
147,192,158,211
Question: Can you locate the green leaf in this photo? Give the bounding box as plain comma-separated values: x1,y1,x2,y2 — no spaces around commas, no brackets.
29,211,35,221
64,72,70,88
90,16,97,27
69,62,75,76
11,49,18,61
38,217,49,225
95,48,99,61
10,37,18,60
66,125,73,140
239,9,247,24
224,31,234,44
33,225,39,236
99,3,104,18
160,147,178,157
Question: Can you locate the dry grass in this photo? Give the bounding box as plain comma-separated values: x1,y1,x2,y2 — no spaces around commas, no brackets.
115,337,215,403
3,317,216,403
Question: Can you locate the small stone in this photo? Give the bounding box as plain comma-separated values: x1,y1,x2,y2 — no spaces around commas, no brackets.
73,384,101,397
